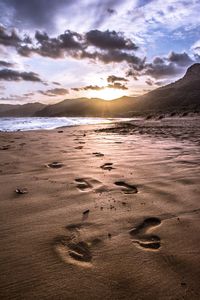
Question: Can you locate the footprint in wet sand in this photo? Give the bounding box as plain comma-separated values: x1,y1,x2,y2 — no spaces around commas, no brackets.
100,163,114,171
0,145,10,150
75,178,105,192
115,181,138,194
93,152,104,157
130,217,161,250
47,162,64,168
54,223,101,268
75,178,92,191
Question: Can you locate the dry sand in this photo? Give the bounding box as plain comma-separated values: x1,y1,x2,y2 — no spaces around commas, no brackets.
0,118,200,300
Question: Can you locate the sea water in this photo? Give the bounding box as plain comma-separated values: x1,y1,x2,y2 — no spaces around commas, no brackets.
0,117,114,132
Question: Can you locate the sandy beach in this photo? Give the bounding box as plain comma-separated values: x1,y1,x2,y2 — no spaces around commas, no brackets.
0,118,200,300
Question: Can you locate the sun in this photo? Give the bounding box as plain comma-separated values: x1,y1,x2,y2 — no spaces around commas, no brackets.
89,88,126,100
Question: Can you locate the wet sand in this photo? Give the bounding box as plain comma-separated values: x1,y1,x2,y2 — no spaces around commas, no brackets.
0,118,200,300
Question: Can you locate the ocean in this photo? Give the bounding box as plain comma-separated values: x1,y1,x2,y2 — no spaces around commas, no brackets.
0,117,115,132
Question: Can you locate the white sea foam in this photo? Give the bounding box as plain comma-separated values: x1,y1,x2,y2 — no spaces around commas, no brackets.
0,117,115,132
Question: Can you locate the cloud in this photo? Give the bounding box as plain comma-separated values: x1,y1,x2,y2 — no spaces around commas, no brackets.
144,52,196,79
0,25,21,47
0,0,74,30
107,8,116,15
0,60,15,67
191,40,200,55
107,82,128,90
72,82,128,91
15,28,143,67
0,0,123,32
145,78,154,86
168,51,193,66
80,49,142,65
72,85,104,91
107,75,128,83
127,51,198,80
18,30,83,58
0,94,29,101
39,88,69,96
85,30,138,50
24,92,35,97
0,69,42,82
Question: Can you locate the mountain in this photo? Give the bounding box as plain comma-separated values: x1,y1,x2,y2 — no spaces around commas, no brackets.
0,102,46,117
0,64,200,117
35,96,138,117
0,104,21,114
133,63,200,113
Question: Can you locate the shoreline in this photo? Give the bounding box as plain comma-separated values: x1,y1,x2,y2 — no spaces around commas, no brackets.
0,115,199,133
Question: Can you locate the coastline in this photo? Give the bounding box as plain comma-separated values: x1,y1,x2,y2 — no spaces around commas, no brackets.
0,121,200,299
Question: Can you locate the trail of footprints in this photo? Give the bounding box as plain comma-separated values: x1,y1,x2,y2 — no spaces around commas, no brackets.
54,217,162,267
51,143,162,267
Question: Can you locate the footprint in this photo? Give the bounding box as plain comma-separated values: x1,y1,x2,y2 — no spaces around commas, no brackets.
47,162,64,168
115,181,138,194
75,178,92,191
0,145,10,150
100,163,114,171
54,236,92,265
75,178,105,192
130,217,161,250
54,223,101,268
93,152,104,157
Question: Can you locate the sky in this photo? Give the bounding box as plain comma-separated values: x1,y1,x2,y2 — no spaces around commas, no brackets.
0,0,200,104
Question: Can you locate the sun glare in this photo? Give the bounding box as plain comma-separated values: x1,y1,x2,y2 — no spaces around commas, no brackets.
90,88,126,100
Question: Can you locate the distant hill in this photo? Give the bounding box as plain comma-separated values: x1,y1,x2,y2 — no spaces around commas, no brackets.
0,102,46,117
0,64,200,117
35,96,138,117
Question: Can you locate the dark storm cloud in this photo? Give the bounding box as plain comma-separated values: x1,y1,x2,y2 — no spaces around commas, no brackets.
0,25,21,47
127,51,198,80
15,27,143,67
18,29,139,64
80,49,142,65
107,75,128,83
85,30,138,50
0,69,42,82
168,51,193,66
18,30,83,58
153,57,165,64
0,60,15,67
143,52,195,79
39,88,69,96
144,62,181,79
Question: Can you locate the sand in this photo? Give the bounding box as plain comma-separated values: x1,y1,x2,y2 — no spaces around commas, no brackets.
0,118,200,300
